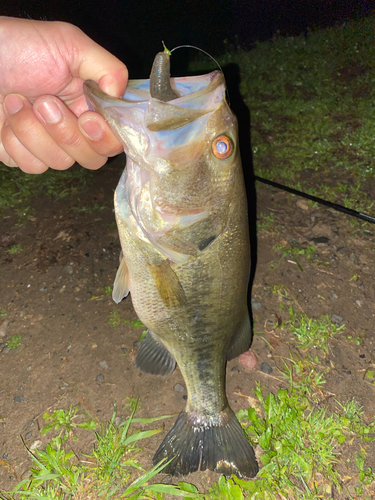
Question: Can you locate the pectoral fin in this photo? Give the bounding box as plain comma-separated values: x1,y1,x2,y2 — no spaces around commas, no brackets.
149,261,187,308
112,255,129,304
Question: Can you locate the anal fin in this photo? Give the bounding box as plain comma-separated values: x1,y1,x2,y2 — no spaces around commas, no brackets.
135,330,176,376
227,311,252,361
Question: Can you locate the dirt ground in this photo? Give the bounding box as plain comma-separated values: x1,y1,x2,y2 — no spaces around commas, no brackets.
0,154,374,495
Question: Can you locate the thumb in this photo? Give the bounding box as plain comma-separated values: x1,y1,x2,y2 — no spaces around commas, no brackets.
61,22,128,98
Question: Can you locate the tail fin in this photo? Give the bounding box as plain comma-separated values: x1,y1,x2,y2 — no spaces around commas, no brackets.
153,408,258,478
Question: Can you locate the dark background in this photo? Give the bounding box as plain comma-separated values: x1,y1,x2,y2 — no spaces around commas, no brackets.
1,0,373,77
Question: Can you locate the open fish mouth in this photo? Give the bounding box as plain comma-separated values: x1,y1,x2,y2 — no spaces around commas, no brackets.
84,64,226,133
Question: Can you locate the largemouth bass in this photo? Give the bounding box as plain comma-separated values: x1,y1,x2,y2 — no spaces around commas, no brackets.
84,51,259,478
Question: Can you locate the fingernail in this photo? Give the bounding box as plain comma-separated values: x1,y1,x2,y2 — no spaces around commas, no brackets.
37,100,62,124
81,119,103,140
4,94,24,115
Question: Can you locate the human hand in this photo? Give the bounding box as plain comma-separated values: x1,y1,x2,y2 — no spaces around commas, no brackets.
0,17,127,173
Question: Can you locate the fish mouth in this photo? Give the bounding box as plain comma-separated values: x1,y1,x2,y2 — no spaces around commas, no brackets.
84,66,227,179
84,69,226,133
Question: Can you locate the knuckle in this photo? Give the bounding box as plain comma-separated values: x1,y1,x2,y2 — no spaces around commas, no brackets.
20,157,49,174
48,149,75,170
60,128,82,148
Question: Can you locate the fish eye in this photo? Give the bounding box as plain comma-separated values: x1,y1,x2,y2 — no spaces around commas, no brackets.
212,135,233,159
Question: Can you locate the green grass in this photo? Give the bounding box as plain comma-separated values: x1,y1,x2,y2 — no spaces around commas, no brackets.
256,214,276,233
236,386,375,499
108,310,124,328
3,401,200,500
191,16,375,216
2,378,374,499
5,244,24,255
107,312,146,330
282,305,345,353
1,306,374,499
0,163,92,215
71,201,106,213
6,334,22,350
271,285,345,353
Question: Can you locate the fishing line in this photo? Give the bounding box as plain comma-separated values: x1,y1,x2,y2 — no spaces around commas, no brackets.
170,44,223,73
168,44,231,105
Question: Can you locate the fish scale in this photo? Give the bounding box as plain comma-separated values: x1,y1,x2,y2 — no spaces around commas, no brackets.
84,50,258,478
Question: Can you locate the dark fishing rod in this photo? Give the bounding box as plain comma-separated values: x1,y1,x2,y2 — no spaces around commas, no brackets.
254,175,375,224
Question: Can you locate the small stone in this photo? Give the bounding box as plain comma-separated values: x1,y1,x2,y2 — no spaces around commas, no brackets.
25,431,33,440
337,246,348,254
98,360,108,370
14,395,25,403
0,319,8,337
93,326,97,331
63,265,73,274
349,252,360,264
96,373,104,381
2,453,8,459
331,314,344,325
121,347,127,354
260,362,273,374
296,199,309,210
330,292,338,301
133,341,140,348
39,286,47,292
251,300,262,310
356,300,363,307
30,440,42,450
174,383,185,393
238,350,258,370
